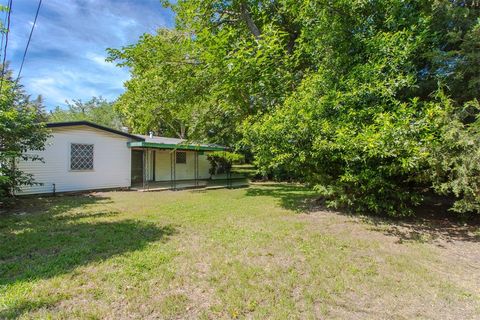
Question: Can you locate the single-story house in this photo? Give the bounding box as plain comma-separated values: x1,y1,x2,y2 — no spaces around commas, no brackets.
16,121,229,195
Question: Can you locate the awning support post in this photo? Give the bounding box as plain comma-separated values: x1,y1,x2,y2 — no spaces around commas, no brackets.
142,149,146,190
224,150,231,189
195,150,199,188
170,150,176,190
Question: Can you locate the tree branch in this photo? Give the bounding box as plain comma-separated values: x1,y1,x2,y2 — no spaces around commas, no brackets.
239,2,261,39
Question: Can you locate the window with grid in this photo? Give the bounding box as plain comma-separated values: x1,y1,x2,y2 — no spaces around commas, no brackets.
176,151,187,164
70,143,94,170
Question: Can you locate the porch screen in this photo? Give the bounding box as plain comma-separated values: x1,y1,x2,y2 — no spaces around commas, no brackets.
70,143,94,170
176,151,187,164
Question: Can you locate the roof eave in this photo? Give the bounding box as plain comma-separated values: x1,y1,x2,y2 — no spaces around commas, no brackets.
46,121,144,141
127,141,228,152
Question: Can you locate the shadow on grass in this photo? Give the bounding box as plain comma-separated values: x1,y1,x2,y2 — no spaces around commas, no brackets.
246,183,480,244
363,199,480,244
245,183,321,213
333,195,480,244
0,194,176,318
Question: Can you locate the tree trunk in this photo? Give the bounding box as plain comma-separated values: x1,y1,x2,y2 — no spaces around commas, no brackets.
239,2,261,39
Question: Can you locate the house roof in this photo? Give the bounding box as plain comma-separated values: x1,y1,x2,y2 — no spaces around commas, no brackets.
134,134,186,145
46,121,228,151
127,141,227,152
132,134,228,151
46,121,144,141
131,134,227,151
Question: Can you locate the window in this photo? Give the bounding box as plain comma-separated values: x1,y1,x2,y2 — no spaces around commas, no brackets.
176,151,186,164
70,143,94,170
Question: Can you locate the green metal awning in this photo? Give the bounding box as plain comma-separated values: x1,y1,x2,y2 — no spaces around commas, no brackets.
127,141,227,151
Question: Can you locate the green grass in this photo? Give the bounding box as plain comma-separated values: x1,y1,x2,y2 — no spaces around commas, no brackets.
1,184,478,319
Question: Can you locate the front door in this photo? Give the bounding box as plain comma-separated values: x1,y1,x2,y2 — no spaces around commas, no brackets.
131,150,144,184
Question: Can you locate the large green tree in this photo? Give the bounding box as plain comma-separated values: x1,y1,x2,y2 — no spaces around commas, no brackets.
111,0,480,216
245,1,480,215
107,30,207,138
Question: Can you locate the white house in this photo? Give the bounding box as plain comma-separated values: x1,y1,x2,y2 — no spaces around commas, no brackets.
16,121,228,195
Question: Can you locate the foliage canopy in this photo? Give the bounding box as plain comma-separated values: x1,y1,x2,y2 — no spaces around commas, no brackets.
49,97,124,130
110,0,480,216
0,68,49,201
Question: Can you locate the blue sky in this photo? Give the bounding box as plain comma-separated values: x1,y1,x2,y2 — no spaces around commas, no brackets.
6,0,174,110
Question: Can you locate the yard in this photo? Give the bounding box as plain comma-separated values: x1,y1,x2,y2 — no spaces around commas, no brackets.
1,183,479,319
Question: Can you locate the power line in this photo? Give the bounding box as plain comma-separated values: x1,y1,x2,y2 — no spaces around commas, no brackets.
15,0,41,85
0,0,12,95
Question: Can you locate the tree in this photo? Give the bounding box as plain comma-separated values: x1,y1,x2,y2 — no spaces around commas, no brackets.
111,0,480,216
49,97,125,130
0,67,49,202
244,0,480,216
107,30,206,139
108,2,298,143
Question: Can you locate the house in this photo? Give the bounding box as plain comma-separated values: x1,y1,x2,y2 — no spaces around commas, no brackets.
16,121,229,195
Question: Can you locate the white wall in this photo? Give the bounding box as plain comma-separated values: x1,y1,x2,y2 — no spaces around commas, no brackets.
16,125,133,195
153,150,172,181
198,152,211,179
153,150,211,181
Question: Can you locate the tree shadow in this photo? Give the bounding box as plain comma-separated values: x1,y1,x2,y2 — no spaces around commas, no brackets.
372,220,480,244
363,199,480,244
3,192,115,211
0,193,176,292
245,183,321,213
245,183,480,244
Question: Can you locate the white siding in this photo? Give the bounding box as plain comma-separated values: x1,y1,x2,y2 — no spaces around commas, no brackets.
198,153,211,179
154,150,172,181
16,126,133,195
153,150,211,181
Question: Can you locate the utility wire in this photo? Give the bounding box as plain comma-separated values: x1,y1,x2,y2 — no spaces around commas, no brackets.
0,0,12,95
15,0,41,85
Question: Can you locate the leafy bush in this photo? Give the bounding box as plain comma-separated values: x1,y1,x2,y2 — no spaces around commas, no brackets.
0,70,49,205
429,99,480,214
207,151,243,175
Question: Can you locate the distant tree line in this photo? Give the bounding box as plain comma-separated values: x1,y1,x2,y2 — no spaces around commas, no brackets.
48,97,125,130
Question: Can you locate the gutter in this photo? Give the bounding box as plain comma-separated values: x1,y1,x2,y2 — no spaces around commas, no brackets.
127,141,228,152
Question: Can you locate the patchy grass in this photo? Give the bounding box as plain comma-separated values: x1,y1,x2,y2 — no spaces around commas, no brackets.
1,183,479,319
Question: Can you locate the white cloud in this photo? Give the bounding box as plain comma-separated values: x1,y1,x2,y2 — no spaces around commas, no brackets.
8,0,174,109
86,52,115,69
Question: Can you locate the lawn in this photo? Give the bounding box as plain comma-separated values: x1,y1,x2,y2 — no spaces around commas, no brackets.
1,184,479,319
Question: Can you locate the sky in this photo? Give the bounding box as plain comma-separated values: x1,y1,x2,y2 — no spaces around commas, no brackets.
5,0,174,110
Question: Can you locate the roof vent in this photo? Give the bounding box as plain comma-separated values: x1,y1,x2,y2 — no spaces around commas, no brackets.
149,131,153,138
120,126,129,133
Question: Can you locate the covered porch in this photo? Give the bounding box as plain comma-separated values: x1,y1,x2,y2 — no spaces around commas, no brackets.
130,178,250,192
128,141,248,191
